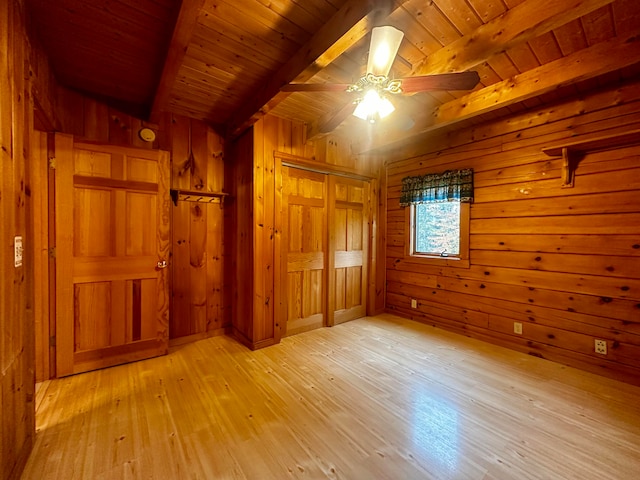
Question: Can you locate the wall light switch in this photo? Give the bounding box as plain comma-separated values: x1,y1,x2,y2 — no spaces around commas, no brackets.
411,299,417,309
14,236,23,268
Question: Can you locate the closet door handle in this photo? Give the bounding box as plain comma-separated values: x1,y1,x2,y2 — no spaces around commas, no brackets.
157,260,168,269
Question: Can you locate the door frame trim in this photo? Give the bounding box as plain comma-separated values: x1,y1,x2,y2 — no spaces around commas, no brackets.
275,151,376,181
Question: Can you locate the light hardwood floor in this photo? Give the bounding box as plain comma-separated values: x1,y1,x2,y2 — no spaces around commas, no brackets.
22,314,640,479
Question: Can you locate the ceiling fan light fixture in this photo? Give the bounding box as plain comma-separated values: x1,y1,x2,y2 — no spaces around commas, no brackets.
378,96,395,118
367,26,404,76
353,88,395,123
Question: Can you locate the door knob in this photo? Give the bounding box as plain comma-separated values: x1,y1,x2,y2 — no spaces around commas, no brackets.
157,260,168,269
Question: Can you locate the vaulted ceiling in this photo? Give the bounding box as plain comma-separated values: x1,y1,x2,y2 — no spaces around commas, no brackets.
26,0,640,151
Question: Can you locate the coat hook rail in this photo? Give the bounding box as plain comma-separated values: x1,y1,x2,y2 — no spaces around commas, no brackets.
170,189,229,206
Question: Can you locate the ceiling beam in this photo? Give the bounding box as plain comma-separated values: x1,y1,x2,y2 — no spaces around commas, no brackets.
309,101,358,139
365,32,640,154
310,0,614,139
150,0,206,120
411,0,615,76
225,0,400,139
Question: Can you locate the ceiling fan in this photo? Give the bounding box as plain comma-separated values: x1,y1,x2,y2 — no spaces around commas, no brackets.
282,26,480,124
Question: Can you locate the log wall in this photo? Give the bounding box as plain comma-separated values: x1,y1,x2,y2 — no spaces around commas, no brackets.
384,76,640,386
1,1,35,478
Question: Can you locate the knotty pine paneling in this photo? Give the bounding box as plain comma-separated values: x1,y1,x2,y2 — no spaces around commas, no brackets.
230,115,297,349
56,87,158,150
1,1,36,479
30,133,51,383
26,0,177,117
31,92,230,376
384,75,640,386
163,115,228,342
229,128,255,346
229,114,383,349
369,163,386,315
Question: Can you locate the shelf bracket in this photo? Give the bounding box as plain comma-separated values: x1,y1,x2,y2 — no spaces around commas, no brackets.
561,147,576,188
542,128,640,188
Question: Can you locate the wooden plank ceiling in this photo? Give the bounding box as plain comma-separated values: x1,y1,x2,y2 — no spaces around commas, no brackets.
26,0,180,118
26,0,640,150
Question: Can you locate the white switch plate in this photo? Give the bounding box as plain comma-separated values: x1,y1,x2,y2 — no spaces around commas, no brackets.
514,322,523,335
411,299,417,309
14,236,23,267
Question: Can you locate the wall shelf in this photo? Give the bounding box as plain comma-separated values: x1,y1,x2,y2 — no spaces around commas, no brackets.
170,189,229,206
542,129,640,187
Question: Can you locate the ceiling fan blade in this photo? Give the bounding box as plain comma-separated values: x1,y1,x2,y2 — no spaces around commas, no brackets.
391,110,415,131
367,26,404,77
281,83,351,93
400,72,481,93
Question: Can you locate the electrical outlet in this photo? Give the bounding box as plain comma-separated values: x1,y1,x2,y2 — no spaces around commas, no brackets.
411,299,417,309
513,322,522,335
595,339,607,355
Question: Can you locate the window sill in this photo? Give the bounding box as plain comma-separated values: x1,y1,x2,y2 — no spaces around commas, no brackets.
407,254,470,269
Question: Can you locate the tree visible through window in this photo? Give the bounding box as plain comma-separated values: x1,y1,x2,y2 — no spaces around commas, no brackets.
400,168,473,264
414,201,460,256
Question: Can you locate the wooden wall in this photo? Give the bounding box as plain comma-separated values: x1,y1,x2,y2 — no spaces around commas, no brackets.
29,91,229,377
384,75,640,386
4,2,228,471
230,114,383,349
230,115,310,349
72,104,226,339
229,128,255,346
161,115,228,343
1,1,35,478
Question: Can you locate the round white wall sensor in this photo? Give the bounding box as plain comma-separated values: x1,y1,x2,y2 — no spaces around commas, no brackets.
138,128,156,142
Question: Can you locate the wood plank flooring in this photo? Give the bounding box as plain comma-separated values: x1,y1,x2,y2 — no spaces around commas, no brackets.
21,314,640,479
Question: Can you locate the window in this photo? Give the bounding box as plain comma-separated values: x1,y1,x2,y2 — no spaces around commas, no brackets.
400,169,473,267
414,201,460,256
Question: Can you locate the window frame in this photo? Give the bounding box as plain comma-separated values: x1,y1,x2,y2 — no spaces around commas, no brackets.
405,201,470,268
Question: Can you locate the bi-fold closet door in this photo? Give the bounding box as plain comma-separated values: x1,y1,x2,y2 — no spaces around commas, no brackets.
281,166,369,337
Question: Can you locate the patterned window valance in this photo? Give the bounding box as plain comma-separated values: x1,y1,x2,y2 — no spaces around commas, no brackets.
399,169,474,207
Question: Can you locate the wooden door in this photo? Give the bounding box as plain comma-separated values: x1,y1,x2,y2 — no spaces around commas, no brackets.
55,134,170,376
328,177,369,325
282,167,327,336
